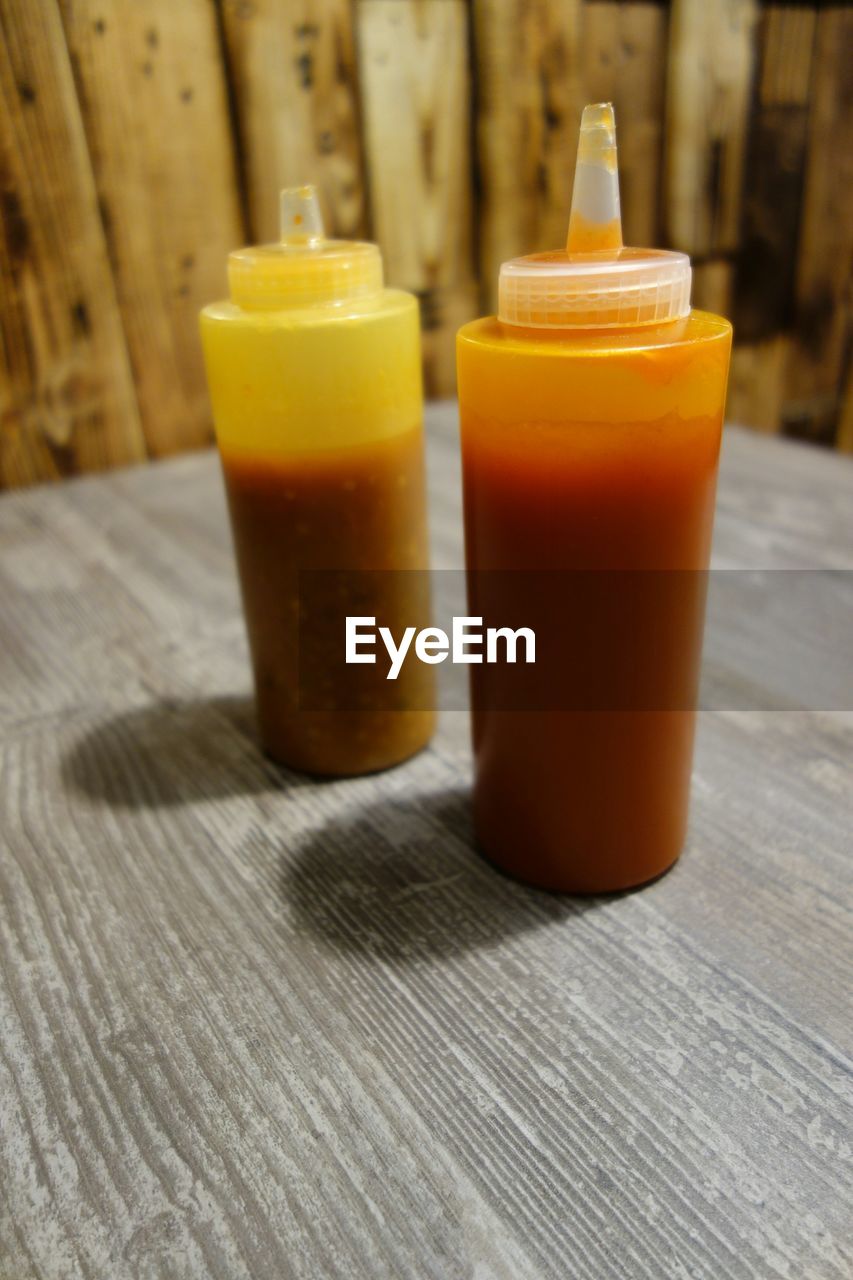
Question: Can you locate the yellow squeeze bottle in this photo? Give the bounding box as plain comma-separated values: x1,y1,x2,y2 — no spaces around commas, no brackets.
200,187,434,775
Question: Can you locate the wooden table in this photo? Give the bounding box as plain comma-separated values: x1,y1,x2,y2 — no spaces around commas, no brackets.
1,405,851,1280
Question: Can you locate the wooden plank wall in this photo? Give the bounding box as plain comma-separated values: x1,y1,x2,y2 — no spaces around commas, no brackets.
1,0,851,489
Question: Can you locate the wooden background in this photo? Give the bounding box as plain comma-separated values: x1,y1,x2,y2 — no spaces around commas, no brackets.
1,0,851,490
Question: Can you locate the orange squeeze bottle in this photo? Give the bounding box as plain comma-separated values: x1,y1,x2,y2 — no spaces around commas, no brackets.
456,105,732,892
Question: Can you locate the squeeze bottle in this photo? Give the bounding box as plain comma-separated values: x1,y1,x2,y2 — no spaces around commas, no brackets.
201,187,434,775
456,105,732,892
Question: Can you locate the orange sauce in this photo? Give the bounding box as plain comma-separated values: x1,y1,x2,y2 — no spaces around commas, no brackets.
457,312,732,891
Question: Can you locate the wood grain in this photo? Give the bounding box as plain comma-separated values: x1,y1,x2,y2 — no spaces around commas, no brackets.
783,5,853,448
472,0,582,313
58,0,244,457
692,259,734,319
357,0,477,397
727,335,789,435
580,1,667,249
725,6,817,436
0,405,852,1278
220,0,366,243
665,0,758,255
2,0,853,486
733,4,815,343
0,0,144,489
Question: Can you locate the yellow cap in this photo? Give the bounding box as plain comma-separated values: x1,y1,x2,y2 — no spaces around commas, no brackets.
228,186,383,310
499,104,691,329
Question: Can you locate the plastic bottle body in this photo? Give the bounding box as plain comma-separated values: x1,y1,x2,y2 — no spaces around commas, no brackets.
201,290,435,775
456,310,732,891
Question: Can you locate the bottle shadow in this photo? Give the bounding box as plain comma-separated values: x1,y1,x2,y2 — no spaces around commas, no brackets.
61,695,307,809
279,785,606,963
62,698,612,961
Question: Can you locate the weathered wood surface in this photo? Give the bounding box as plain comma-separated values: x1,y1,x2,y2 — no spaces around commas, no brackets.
357,0,478,398
0,404,852,1279
783,5,853,447
727,5,815,434
2,0,853,482
0,0,145,488
220,0,366,243
472,0,582,315
59,0,244,458
581,1,667,252
665,0,758,257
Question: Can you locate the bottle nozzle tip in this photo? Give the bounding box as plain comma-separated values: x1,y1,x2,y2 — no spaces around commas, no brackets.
567,102,623,254
280,185,325,245
579,102,616,140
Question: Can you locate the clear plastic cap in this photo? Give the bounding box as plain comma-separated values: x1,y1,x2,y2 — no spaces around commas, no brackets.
228,185,383,310
498,104,691,329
